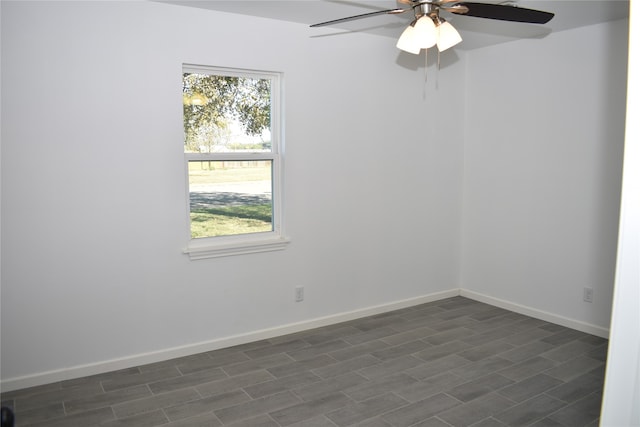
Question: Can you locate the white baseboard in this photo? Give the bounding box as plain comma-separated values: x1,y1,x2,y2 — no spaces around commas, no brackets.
1,288,610,392
0,289,460,392
460,289,610,338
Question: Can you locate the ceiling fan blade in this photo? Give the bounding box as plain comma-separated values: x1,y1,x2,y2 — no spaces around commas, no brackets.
310,8,409,27
446,2,554,24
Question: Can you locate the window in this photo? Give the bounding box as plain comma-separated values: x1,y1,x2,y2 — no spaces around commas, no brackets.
182,65,288,259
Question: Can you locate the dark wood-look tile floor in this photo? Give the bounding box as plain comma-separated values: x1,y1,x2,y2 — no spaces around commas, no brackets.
0,297,608,426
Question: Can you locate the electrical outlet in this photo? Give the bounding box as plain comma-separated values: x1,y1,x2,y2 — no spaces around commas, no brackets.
295,286,304,302
583,287,594,303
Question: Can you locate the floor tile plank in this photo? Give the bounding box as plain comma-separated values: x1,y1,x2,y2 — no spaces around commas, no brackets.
1,297,608,427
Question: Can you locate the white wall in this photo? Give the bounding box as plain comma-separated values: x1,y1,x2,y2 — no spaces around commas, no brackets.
601,1,640,424
0,1,465,388
460,19,629,335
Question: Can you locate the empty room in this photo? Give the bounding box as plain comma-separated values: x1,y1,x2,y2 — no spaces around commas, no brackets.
1,1,638,426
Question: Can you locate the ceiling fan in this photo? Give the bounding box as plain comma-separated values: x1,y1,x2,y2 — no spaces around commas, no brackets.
310,1,554,54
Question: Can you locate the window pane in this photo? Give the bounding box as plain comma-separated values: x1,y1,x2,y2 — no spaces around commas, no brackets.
189,160,273,238
183,73,271,153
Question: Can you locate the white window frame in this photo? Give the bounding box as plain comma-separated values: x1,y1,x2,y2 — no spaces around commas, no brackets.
182,64,288,260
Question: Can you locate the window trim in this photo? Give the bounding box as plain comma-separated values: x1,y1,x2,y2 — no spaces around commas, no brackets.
182,65,288,260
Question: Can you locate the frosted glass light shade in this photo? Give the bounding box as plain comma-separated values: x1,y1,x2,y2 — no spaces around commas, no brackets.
413,16,437,49
436,21,462,51
396,25,420,54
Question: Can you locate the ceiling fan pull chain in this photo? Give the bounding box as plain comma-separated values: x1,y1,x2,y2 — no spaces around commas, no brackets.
436,48,441,89
424,48,429,86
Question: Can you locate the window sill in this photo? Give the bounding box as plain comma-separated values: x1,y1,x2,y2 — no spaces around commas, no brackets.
184,235,290,260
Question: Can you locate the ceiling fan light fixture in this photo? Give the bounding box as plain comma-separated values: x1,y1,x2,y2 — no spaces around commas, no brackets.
396,23,421,54
413,15,437,49
311,1,554,57
436,19,462,52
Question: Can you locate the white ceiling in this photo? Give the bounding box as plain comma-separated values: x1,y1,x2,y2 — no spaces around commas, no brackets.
158,0,629,50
